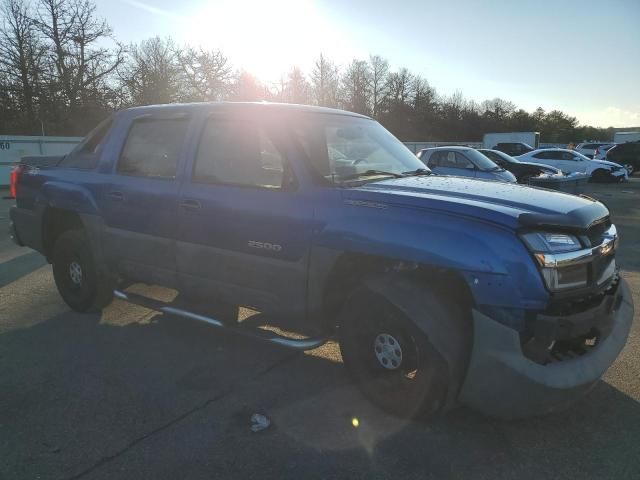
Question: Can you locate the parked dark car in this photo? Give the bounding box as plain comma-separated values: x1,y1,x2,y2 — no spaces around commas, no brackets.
477,148,562,183
492,142,535,156
605,141,640,176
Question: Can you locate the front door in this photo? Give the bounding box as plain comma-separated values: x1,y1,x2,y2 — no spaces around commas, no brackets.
430,150,477,178
176,113,314,314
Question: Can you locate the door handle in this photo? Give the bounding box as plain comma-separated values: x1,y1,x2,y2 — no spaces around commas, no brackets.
180,199,201,210
109,190,125,201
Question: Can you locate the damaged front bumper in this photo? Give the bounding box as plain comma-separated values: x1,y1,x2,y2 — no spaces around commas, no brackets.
458,277,634,419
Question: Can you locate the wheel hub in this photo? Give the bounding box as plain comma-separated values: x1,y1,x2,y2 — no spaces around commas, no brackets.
69,261,83,285
373,333,403,370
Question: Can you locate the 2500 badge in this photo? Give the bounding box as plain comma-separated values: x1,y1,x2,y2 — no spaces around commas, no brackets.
247,240,282,252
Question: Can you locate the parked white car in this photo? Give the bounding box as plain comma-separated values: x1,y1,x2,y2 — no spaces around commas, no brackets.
575,142,616,159
517,148,627,182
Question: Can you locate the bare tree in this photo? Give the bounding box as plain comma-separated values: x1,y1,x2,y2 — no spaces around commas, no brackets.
412,75,436,112
120,36,180,106
176,46,232,102
368,54,388,118
385,67,414,106
340,59,370,114
229,70,266,101
481,97,516,121
310,53,338,107
282,66,310,104
0,0,44,132
33,0,123,128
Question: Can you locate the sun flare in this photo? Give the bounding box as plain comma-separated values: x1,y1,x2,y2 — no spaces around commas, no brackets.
185,0,344,83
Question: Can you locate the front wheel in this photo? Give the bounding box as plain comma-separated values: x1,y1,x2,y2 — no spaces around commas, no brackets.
339,288,448,418
52,229,113,312
590,169,610,183
623,163,635,176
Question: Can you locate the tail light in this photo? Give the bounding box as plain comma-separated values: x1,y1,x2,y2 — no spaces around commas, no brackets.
9,164,25,199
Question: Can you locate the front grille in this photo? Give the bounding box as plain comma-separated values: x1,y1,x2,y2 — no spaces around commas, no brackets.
522,275,620,365
585,218,611,247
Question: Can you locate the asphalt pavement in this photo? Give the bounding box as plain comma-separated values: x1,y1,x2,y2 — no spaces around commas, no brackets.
1,182,639,480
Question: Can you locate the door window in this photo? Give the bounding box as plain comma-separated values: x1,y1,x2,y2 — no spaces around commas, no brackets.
194,118,288,189
456,152,475,169
118,118,189,178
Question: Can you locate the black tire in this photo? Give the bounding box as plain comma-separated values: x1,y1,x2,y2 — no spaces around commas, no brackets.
339,288,449,419
590,169,610,183
52,229,113,312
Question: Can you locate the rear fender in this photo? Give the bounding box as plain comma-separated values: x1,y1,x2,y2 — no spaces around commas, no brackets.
40,181,100,215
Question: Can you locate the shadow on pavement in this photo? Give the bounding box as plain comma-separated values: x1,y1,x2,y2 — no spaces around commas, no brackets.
1,301,639,480
0,251,47,288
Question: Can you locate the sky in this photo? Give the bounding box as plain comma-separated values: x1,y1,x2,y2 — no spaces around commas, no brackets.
96,0,640,128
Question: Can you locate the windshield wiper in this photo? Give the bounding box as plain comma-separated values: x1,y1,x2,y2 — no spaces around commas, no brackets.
340,169,406,181
403,168,432,176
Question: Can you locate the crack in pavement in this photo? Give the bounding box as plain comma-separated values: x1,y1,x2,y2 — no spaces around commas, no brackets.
64,350,300,480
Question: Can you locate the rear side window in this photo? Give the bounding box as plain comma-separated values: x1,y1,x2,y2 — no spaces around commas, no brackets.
193,118,286,189
533,151,553,160
60,118,112,169
118,118,188,178
427,151,443,167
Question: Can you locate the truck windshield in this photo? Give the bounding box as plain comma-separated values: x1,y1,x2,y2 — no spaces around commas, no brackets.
292,114,428,184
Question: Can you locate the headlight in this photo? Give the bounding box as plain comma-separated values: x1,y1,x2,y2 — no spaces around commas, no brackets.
520,232,589,292
520,232,582,253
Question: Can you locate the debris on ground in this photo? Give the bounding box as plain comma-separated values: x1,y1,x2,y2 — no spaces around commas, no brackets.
250,413,271,432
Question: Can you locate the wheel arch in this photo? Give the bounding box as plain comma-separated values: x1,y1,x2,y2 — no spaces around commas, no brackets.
319,252,476,324
42,207,84,261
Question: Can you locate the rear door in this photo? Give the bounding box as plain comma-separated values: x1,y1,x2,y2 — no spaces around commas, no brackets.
176,112,314,314
99,112,190,286
557,151,587,173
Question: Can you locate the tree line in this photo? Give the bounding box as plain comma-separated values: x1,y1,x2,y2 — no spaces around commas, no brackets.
0,0,618,143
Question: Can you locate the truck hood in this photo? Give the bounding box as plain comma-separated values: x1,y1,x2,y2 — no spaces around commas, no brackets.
346,175,608,231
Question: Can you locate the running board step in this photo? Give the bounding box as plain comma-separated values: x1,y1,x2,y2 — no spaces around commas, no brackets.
113,289,327,351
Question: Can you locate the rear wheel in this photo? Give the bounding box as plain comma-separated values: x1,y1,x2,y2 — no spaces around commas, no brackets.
52,229,113,312
339,288,448,418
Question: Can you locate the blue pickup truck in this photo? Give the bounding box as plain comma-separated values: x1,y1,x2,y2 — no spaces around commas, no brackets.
8,102,634,419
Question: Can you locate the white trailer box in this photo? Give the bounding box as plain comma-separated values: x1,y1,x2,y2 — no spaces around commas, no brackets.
614,131,640,143
482,132,540,149
0,135,82,186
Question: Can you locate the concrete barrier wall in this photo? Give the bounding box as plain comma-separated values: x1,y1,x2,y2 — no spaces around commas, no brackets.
0,135,82,185
403,141,566,153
